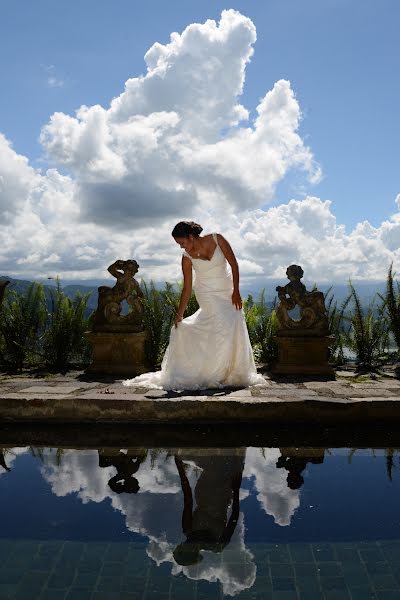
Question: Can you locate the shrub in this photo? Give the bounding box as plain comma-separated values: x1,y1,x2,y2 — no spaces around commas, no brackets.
382,263,400,359
0,282,46,370
42,279,92,371
324,287,351,365
343,283,389,370
141,280,199,369
244,289,278,365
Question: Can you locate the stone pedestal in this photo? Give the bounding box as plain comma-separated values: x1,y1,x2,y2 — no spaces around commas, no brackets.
271,335,335,376
85,331,150,376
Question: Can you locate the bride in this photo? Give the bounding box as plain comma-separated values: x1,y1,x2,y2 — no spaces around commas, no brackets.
123,221,265,391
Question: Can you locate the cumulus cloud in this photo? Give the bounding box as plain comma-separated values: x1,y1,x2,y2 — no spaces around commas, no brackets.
0,10,399,284
39,9,319,226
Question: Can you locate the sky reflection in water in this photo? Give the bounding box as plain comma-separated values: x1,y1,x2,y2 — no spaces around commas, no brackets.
1,446,400,597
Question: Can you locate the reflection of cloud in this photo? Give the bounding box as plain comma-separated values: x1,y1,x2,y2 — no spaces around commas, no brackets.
147,513,256,597
244,447,300,526
0,447,28,475
40,449,255,596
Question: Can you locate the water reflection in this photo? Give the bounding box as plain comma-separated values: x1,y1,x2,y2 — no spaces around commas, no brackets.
1,445,400,596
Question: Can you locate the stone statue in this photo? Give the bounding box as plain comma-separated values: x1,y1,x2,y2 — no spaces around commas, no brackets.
0,280,10,308
92,260,145,332
276,265,328,335
272,265,333,375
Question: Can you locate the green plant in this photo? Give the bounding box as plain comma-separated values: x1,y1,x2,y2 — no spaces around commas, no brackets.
324,287,351,365
141,280,199,369
244,289,278,365
0,282,46,370
382,263,400,359
42,279,92,371
343,283,389,371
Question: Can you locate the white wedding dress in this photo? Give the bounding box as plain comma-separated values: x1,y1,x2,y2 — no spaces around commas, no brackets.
123,233,265,391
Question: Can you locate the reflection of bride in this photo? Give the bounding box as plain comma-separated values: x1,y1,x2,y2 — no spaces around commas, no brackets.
173,453,244,566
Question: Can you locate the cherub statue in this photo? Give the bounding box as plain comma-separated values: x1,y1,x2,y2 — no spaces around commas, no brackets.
92,259,145,332
276,265,328,333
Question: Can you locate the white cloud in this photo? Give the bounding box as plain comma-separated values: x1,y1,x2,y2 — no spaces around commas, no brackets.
0,10,399,285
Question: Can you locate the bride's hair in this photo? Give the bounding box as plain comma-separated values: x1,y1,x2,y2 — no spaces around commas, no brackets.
171,221,203,238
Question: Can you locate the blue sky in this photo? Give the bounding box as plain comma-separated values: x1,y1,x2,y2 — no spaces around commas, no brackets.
0,0,399,284
1,0,399,228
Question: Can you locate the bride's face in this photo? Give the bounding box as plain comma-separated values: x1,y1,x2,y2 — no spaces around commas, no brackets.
174,236,194,252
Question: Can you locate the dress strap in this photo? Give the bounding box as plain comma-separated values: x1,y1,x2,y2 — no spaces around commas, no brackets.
183,250,192,261
212,232,219,245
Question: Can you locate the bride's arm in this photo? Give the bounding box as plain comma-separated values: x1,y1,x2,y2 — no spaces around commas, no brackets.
175,256,193,326
217,234,242,310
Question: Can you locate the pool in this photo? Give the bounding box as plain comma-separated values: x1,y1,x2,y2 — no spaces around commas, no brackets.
1,436,400,599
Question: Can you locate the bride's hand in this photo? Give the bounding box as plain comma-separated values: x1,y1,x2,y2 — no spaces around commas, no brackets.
232,289,242,310
174,314,183,327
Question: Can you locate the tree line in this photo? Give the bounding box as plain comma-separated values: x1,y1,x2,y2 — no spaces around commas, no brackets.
0,266,399,373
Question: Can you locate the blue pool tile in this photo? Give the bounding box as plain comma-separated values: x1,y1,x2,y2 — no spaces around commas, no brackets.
380,541,400,562
121,575,147,592
298,592,322,600
0,583,19,599
197,580,222,599
376,593,400,600
41,591,67,600
270,564,294,578
101,561,126,577
369,573,399,590
96,575,122,592
0,541,15,562
272,577,296,591
65,590,93,600
295,576,321,593
74,571,99,588
270,591,298,600
348,587,378,600
365,561,392,574
0,567,23,585
92,593,124,600
252,575,273,593
293,563,318,576
312,544,335,562
319,576,347,590
83,543,109,559
48,568,76,589
170,575,197,599
316,562,342,577
104,543,130,562
267,546,291,563
324,591,350,600
288,543,314,563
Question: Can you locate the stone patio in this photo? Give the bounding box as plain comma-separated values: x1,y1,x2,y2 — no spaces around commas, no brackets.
1,367,400,426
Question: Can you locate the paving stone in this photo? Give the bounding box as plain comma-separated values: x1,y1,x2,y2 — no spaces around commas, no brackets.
18,385,83,394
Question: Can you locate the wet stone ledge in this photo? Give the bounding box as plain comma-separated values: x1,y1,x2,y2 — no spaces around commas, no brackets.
1,370,400,426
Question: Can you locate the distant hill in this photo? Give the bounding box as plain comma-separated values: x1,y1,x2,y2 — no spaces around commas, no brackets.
1,275,389,310
0,276,99,315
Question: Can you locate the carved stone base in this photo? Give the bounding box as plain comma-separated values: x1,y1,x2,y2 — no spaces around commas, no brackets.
85,331,150,376
271,335,335,376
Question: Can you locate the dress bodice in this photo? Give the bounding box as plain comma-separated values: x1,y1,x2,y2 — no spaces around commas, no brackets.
183,233,232,293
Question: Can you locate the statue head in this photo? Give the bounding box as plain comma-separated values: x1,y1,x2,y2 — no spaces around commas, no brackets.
124,259,139,276
286,265,304,282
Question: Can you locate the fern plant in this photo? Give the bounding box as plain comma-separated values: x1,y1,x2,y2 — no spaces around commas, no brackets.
382,263,400,359
244,289,278,365
0,282,46,370
324,287,351,365
42,279,92,371
343,283,389,370
141,280,199,369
